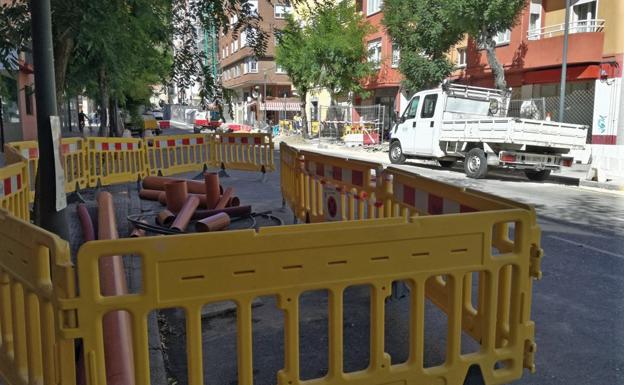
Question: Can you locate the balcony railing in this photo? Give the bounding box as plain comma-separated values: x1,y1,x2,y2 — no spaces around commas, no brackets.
527,19,605,40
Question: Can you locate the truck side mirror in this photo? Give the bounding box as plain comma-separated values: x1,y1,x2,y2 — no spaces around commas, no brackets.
399,116,406,124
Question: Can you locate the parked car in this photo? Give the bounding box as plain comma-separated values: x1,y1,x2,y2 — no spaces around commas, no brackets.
389,82,588,180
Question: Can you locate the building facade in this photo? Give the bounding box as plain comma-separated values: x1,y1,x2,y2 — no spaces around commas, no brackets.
219,0,299,125
452,0,624,145
0,3,37,145
357,0,409,134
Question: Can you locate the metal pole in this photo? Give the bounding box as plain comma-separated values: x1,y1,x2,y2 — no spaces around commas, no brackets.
558,0,571,122
263,71,267,125
29,0,70,240
0,96,5,152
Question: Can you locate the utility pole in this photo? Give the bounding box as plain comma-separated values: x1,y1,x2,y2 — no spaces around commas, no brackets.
558,0,571,122
30,0,71,240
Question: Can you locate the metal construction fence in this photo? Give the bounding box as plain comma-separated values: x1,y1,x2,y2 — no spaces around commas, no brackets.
0,132,274,220
508,88,595,140
310,105,385,146
0,142,542,385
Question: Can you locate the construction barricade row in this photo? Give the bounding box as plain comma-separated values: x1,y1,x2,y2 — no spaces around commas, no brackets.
215,133,275,172
4,133,275,205
0,161,30,222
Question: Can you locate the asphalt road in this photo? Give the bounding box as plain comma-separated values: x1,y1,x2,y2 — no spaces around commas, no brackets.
159,126,624,384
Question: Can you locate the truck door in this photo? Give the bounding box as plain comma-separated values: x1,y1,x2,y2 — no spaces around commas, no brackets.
414,93,438,155
396,95,420,154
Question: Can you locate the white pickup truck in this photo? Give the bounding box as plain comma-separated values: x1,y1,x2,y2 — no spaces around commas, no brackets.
389,83,588,180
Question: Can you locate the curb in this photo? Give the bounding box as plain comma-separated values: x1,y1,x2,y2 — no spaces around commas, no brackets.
550,174,624,191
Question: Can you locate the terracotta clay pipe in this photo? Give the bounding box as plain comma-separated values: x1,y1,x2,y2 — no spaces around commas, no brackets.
139,189,162,201
143,176,222,195
227,196,240,207
171,195,200,232
196,212,231,232
158,191,209,208
165,180,188,213
191,205,252,220
214,187,234,210
204,172,221,209
156,210,176,227
96,192,135,385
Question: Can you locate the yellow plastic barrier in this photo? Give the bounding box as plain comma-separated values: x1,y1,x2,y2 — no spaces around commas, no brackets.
145,134,213,176
61,138,89,192
0,160,30,221
47,207,540,385
0,210,76,385
298,149,383,222
5,141,38,202
215,133,274,172
279,142,302,216
86,137,147,187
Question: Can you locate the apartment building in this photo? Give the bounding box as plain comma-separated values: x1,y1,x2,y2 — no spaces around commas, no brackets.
0,0,36,143
452,0,624,145
219,0,299,125
357,0,408,134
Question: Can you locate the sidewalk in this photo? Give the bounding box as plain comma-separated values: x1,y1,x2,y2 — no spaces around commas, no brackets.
277,136,624,191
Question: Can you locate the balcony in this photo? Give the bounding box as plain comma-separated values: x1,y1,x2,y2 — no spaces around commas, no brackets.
527,19,605,40
521,19,605,70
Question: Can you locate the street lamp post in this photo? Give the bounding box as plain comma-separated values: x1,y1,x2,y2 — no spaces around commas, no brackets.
263,70,268,124
558,0,571,122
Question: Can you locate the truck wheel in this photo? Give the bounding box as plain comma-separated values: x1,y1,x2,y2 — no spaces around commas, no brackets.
389,141,406,164
464,148,488,179
439,160,456,168
525,169,551,181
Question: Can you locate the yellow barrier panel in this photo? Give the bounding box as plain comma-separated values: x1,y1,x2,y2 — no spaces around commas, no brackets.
5,141,38,202
54,210,539,385
61,138,89,192
298,149,383,223
279,142,302,217
145,134,213,176
86,137,147,187
0,161,30,222
215,133,274,172
0,210,77,385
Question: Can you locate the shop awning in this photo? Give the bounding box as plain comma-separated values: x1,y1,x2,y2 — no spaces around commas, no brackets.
260,101,301,111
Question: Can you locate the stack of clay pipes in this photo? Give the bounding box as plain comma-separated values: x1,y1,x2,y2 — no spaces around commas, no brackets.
139,173,252,232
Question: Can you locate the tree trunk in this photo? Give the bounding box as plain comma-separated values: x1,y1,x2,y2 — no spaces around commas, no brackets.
98,68,109,137
53,35,74,105
109,98,117,137
299,91,308,138
483,34,507,90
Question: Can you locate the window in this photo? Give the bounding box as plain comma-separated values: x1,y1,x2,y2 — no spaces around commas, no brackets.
404,96,420,119
367,39,382,69
276,65,287,74
230,42,234,53
275,1,292,18
493,29,511,46
241,30,247,47
222,48,226,58
248,0,258,15
456,47,467,68
235,65,240,77
226,46,229,56
367,0,382,15
230,15,238,26
391,42,400,68
233,39,238,52
529,0,542,33
244,58,258,74
420,94,438,119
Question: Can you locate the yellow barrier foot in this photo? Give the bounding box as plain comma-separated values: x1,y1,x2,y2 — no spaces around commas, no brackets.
192,164,209,180
260,165,268,183
218,162,230,178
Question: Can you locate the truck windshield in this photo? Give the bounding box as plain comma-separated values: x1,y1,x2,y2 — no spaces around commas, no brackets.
445,96,492,116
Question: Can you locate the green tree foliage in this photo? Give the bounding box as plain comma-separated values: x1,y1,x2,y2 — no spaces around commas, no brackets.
276,0,374,130
0,0,29,74
383,0,526,92
450,0,527,90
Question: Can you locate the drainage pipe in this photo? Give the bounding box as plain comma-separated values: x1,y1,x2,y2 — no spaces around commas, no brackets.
96,192,135,385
